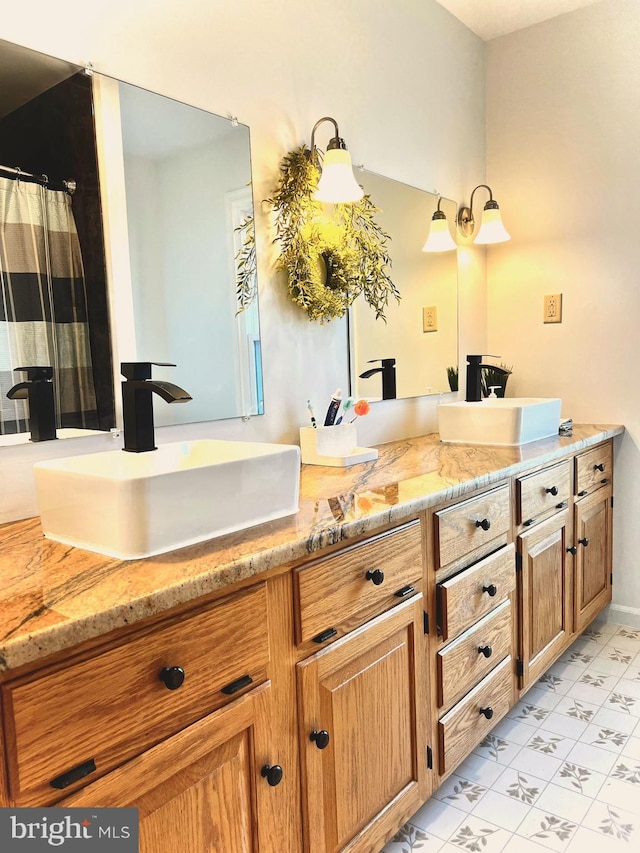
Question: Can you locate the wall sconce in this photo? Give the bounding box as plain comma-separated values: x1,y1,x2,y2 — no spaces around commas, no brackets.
309,116,364,203
422,197,457,253
457,184,510,244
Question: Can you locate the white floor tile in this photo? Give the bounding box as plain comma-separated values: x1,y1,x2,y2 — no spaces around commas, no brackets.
581,800,640,844
608,757,640,785
559,680,610,707
588,619,619,637
585,656,629,677
546,662,586,682
591,705,638,734
444,816,511,852
596,776,640,816
490,716,540,746
515,807,578,851
507,702,551,728
579,723,629,754
432,775,488,813
536,673,572,696
620,735,640,762
410,799,467,839
525,729,576,761
534,711,588,740
606,633,640,652
552,759,606,798
565,824,632,852
381,823,445,852
502,835,551,852
564,741,618,774
492,766,548,806
455,753,506,787
522,687,564,711
613,677,640,699
473,735,522,765
603,688,640,717
534,782,592,823
619,667,640,686
553,694,600,721
470,789,531,832
509,747,563,781
597,646,636,666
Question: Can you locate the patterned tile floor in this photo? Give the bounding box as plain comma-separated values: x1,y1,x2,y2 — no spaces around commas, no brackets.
380,618,640,852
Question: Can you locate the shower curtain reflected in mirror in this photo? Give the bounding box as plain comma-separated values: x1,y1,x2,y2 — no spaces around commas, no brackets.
0,175,97,435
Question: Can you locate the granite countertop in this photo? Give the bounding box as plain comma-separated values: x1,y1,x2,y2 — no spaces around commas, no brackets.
0,425,624,673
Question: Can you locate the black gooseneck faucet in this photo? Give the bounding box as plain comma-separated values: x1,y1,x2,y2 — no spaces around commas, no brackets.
358,358,397,400
6,366,57,441
121,362,192,452
465,355,510,402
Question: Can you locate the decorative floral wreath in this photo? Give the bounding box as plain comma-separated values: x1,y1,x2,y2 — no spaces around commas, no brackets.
267,146,400,323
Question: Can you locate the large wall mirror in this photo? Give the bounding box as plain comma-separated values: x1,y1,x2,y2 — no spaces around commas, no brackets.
349,171,458,401
0,38,263,445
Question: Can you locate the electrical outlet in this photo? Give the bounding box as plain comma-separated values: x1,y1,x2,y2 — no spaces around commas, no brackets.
544,294,562,324
423,306,438,333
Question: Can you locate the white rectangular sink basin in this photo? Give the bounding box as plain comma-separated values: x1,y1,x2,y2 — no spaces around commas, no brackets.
438,398,562,446
34,439,300,559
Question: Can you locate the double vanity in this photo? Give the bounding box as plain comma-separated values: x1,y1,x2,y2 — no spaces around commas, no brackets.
0,422,622,852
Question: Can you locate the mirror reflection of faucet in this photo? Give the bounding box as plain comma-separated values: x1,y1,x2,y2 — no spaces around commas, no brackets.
6,366,57,442
121,362,192,453
465,355,510,403
358,358,397,400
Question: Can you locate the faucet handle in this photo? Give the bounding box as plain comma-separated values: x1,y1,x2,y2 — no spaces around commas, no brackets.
14,366,53,381
121,362,176,381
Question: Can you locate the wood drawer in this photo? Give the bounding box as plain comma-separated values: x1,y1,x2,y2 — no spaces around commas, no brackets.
438,600,513,709
517,460,571,526
294,521,422,644
438,656,513,776
435,485,511,569
576,443,613,498
3,583,270,805
437,544,515,641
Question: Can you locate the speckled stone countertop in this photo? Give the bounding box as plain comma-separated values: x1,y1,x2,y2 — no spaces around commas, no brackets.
0,425,624,673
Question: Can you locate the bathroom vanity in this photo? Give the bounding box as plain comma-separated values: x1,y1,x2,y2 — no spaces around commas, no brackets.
0,425,621,852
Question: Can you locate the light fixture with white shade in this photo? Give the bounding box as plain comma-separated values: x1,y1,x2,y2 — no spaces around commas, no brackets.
310,116,364,204
422,197,457,253
457,184,510,244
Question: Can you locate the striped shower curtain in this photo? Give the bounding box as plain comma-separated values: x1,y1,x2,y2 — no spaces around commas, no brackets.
0,176,97,435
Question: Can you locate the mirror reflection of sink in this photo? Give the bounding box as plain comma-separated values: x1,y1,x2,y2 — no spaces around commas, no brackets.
34,439,300,559
438,398,562,446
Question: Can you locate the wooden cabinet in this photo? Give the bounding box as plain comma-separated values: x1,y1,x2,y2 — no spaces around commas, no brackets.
517,508,573,689
296,597,430,853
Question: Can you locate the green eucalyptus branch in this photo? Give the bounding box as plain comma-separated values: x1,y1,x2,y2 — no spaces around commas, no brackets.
234,212,257,314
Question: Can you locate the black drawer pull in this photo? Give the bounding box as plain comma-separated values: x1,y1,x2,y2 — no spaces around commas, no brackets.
478,645,493,658
556,501,567,509
365,569,385,585
594,463,606,472
395,585,415,598
475,518,491,531
601,478,610,485
221,674,253,695
312,627,337,644
545,486,559,496
567,546,577,556
579,537,590,547
261,764,283,787
159,666,185,690
482,584,498,597
523,518,535,527
577,489,588,497
479,706,494,720
50,758,96,790
310,729,330,749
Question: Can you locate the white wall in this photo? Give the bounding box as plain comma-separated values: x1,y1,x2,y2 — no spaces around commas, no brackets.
1,0,487,522
486,0,640,622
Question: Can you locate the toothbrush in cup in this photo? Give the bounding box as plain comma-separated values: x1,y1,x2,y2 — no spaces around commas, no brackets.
335,396,355,425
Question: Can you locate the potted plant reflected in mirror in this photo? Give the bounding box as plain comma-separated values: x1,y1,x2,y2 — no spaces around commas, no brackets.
446,366,458,392
481,363,512,398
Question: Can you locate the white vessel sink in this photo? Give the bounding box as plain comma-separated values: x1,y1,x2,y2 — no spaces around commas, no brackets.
438,398,562,446
34,439,301,559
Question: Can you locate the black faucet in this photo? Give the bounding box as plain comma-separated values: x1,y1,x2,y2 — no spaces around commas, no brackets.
359,358,397,400
121,362,192,452
6,366,57,441
465,355,510,402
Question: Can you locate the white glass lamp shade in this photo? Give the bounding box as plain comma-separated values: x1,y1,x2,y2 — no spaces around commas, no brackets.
313,148,364,203
422,214,457,253
474,205,511,244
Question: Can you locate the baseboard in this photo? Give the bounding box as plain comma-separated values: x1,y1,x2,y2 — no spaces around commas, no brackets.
599,603,640,629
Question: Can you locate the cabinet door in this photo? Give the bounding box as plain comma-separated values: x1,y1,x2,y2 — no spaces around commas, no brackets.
58,683,289,853
518,509,572,689
297,596,430,853
574,488,612,633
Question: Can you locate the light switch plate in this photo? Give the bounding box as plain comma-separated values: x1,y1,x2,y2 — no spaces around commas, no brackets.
544,294,562,324
423,306,438,332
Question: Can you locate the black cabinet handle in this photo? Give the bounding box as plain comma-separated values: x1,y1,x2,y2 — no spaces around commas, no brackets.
221,674,253,695
556,502,567,509
579,537,590,547
159,666,185,690
310,729,330,750
567,546,577,555
50,758,97,789
594,463,606,472
482,584,498,597
577,490,588,497
601,478,610,485
261,764,283,787
523,518,535,527
365,569,385,586
478,645,493,658
479,706,494,720
312,627,338,644
475,518,491,531
394,585,416,598
545,486,559,496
